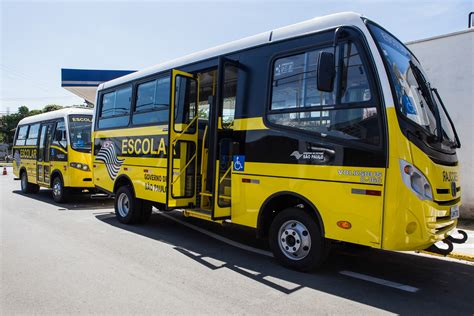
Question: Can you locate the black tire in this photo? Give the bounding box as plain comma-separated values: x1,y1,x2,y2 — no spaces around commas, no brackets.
114,185,151,225
138,200,153,224
20,171,40,194
52,176,69,203
269,207,329,272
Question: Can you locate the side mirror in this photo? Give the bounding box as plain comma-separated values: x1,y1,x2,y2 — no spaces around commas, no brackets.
317,51,336,92
54,130,63,141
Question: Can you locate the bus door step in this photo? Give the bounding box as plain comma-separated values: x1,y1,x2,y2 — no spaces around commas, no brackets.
90,193,112,200
184,208,222,223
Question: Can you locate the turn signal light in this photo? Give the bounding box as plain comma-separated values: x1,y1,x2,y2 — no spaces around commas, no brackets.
337,221,352,229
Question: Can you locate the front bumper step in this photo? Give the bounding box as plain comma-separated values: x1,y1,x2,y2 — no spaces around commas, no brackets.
424,229,468,256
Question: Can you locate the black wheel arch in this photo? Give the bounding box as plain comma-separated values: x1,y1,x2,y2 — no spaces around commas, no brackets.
113,174,135,195
256,191,325,239
50,169,64,187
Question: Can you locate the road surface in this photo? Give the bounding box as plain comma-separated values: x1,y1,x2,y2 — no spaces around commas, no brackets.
1,168,473,314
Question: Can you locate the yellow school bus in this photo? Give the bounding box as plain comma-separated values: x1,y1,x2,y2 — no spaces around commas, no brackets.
13,108,94,203
92,12,465,271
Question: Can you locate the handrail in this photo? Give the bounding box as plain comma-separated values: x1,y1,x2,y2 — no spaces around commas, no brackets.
171,115,198,145
201,125,208,172
219,165,232,185
172,153,196,185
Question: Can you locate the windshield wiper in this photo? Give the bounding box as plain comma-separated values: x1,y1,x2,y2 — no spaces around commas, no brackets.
409,61,443,143
431,88,461,148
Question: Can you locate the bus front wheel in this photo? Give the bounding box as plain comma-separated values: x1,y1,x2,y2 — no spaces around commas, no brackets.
269,207,329,272
52,176,69,203
114,185,152,225
20,171,39,194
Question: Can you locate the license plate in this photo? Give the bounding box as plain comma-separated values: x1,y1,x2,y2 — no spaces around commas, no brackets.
450,205,460,219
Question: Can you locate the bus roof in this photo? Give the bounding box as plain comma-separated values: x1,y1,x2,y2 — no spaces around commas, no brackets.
99,11,364,91
18,108,93,126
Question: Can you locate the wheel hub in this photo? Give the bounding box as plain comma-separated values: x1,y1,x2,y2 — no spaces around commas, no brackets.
53,182,61,196
278,220,311,260
117,193,130,218
21,174,27,189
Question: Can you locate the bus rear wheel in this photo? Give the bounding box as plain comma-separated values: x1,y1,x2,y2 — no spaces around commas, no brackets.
115,185,152,225
269,207,328,272
20,171,39,194
52,176,69,203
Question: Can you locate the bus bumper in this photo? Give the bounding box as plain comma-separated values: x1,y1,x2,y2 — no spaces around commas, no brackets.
424,229,468,256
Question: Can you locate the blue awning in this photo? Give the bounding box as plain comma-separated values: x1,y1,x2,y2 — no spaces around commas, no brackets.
61,68,135,104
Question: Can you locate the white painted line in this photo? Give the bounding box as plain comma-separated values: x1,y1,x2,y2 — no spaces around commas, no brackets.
453,244,474,249
156,211,274,258
339,270,419,293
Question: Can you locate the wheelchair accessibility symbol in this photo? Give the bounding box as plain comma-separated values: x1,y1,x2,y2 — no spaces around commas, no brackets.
233,155,245,172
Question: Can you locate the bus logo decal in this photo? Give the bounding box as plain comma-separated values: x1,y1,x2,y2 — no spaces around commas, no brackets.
290,151,324,161
96,140,124,180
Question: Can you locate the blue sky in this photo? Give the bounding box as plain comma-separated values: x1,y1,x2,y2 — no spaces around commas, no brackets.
1,0,472,113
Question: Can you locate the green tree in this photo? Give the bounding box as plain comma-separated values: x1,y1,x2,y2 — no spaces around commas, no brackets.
0,111,25,146
42,104,63,112
18,106,30,116
28,109,43,116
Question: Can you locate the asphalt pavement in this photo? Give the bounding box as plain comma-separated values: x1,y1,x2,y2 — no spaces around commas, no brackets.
1,167,474,315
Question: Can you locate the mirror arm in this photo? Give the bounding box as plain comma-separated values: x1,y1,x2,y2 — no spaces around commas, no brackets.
333,27,342,54
333,27,346,103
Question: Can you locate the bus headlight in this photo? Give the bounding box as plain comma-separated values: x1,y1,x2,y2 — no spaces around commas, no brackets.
70,162,90,171
399,159,433,201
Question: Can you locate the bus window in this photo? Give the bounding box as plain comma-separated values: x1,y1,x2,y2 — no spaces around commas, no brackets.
133,77,170,125
25,123,40,146
98,86,132,129
222,65,238,129
174,75,197,133
69,117,92,152
53,120,67,148
196,67,237,127
197,70,216,120
268,42,380,145
15,125,29,146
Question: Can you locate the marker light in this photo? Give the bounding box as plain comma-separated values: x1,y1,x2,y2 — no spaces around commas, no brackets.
337,221,352,229
399,159,433,201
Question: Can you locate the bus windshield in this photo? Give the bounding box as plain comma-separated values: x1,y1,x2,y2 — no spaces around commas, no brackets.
367,22,458,148
68,115,93,152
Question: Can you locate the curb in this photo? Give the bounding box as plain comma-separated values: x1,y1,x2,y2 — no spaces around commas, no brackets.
448,252,474,262
420,250,474,262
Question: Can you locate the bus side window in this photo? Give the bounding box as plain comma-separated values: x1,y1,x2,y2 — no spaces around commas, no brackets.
267,42,380,146
25,123,40,146
174,75,197,133
15,125,29,146
197,70,216,121
222,65,238,129
133,76,170,125
53,120,67,148
98,86,132,129
195,66,238,128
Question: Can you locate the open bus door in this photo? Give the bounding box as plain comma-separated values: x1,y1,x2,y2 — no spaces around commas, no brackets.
166,70,199,209
208,57,240,220
37,122,55,185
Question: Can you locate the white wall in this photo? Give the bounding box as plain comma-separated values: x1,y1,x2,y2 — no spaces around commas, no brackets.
406,29,474,219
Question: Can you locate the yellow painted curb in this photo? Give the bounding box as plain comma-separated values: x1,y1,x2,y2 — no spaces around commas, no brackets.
448,252,474,262
420,250,474,262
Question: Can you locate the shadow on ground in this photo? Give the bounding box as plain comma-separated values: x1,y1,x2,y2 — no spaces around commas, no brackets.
12,189,114,211
95,210,474,314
